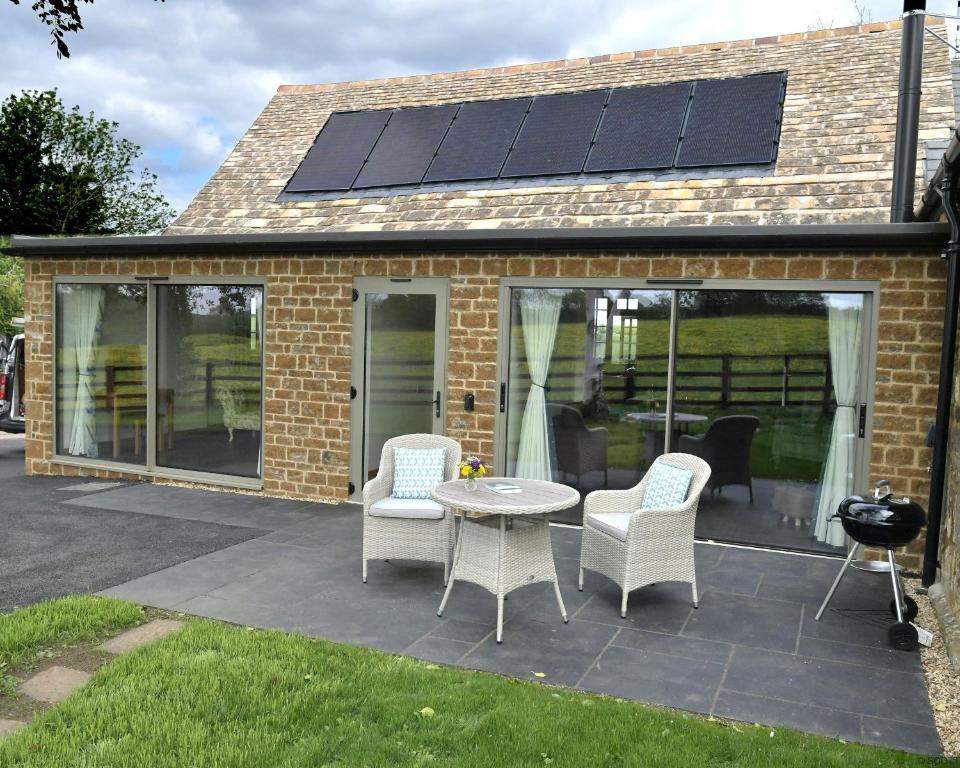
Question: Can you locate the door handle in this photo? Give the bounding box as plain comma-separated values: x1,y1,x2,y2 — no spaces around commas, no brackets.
858,402,867,438
433,391,441,418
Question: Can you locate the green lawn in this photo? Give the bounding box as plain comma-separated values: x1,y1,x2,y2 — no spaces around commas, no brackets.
0,596,144,670
0,608,944,768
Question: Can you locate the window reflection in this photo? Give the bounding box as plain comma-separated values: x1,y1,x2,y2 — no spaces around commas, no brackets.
156,285,263,478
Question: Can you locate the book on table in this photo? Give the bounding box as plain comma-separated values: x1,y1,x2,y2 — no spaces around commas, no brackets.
485,482,522,494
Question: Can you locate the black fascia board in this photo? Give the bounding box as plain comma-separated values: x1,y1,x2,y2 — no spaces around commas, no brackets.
7,223,950,258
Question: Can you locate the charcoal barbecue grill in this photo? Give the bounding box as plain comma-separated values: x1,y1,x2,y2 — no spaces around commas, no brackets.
815,480,926,651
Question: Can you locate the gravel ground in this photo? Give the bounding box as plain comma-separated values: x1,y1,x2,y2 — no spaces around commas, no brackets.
909,578,960,757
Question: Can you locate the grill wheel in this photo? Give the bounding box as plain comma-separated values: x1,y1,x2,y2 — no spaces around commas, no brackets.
888,621,919,652
890,596,919,623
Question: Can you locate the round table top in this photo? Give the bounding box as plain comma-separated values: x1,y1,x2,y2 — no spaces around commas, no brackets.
431,477,580,516
625,411,708,425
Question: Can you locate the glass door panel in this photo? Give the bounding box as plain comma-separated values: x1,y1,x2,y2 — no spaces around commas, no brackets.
673,289,866,554
504,287,671,524
352,279,448,494
155,284,263,478
56,283,148,464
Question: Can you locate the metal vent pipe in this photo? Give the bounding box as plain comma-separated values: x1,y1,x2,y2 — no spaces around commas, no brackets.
890,0,926,223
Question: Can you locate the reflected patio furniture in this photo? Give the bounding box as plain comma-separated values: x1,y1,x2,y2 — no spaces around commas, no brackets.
362,433,462,584
550,404,608,485
677,415,760,503
215,382,259,441
626,411,707,466
578,452,711,617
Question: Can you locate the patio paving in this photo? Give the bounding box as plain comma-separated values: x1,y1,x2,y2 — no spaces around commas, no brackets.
93,481,942,756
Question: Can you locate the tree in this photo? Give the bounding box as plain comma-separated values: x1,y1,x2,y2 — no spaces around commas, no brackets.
8,0,163,59
0,239,23,336
0,89,175,235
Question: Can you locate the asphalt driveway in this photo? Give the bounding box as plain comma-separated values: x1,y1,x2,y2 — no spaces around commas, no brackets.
0,437,266,612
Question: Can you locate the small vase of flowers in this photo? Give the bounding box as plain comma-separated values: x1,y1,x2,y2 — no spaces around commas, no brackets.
459,456,487,491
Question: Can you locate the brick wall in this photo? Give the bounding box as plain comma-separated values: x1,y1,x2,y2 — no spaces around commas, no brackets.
23,249,945,569
942,336,960,615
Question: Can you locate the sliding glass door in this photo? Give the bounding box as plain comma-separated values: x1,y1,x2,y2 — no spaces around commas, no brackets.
56,284,148,463
499,281,874,553
503,287,671,524
55,278,265,484
156,285,263,478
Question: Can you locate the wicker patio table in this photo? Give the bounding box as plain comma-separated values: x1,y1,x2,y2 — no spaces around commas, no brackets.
432,478,580,643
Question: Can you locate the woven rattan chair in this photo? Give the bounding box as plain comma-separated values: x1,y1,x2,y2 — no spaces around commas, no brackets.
578,452,711,617
362,433,462,584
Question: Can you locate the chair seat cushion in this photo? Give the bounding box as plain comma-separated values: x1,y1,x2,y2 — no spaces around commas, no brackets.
641,461,694,509
392,447,447,499
585,511,631,541
369,496,445,520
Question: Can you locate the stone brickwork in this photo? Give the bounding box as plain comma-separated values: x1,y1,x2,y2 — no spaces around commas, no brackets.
167,20,954,236
23,249,946,570
942,337,960,617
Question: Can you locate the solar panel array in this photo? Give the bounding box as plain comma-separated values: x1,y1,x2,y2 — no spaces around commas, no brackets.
285,72,785,194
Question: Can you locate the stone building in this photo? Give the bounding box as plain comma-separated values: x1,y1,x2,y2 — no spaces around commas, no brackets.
9,18,960,636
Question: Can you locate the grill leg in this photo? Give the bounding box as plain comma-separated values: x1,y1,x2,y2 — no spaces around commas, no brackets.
815,542,859,621
888,548,904,623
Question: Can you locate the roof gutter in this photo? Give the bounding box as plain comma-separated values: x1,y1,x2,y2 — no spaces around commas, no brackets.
6,223,951,258
915,125,960,221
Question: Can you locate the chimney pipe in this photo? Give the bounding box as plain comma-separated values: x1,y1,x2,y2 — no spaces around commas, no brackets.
890,0,926,222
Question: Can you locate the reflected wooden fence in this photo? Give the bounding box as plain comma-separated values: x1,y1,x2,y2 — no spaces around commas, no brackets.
365,352,834,412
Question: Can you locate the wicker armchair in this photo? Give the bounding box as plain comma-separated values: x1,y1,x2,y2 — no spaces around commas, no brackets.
550,404,608,485
677,415,759,502
578,452,711,617
362,433,462,584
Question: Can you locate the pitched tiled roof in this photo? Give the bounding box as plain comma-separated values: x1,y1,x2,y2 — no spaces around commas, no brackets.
168,19,955,235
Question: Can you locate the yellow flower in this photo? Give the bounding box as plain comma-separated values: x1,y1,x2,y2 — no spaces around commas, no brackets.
478,465,486,476
460,465,469,477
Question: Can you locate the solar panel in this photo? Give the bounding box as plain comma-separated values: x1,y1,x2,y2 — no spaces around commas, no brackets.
676,73,784,168
585,82,692,172
353,104,459,188
500,90,607,178
285,110,391,192
424,98,531,183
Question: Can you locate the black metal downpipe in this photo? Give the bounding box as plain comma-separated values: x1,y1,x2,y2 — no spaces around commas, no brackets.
924,172,960,586
890,1,926,223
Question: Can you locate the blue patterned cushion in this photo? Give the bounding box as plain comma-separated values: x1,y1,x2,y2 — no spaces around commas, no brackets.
392,447,447,499
641,461,694,510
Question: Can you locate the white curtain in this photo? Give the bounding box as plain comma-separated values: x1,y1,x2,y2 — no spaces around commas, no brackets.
813,298,863,547
65,285,105,458
515,290,562,480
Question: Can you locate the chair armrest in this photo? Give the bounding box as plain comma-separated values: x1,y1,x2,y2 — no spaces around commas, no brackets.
584,486,642,516
362,473,391,513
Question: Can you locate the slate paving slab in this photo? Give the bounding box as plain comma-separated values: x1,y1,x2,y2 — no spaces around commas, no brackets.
20,666,90,704
100,619,185,654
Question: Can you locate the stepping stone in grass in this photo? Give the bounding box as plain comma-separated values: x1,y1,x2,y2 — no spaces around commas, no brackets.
100,618,185,655
0,719,25,738
20,666,90,704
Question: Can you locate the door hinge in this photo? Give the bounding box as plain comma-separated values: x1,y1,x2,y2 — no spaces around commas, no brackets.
350,386,357,400
352,288,359,302
858,402,867,438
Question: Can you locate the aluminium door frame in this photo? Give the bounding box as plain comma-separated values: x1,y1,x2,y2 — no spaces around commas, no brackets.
50,274,266,490
495,276,881,505
349,276,451,503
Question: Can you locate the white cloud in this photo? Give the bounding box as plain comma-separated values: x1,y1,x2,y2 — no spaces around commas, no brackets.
0,0,947,214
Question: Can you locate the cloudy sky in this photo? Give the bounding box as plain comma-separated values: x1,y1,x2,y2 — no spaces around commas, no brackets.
0,0,945,214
